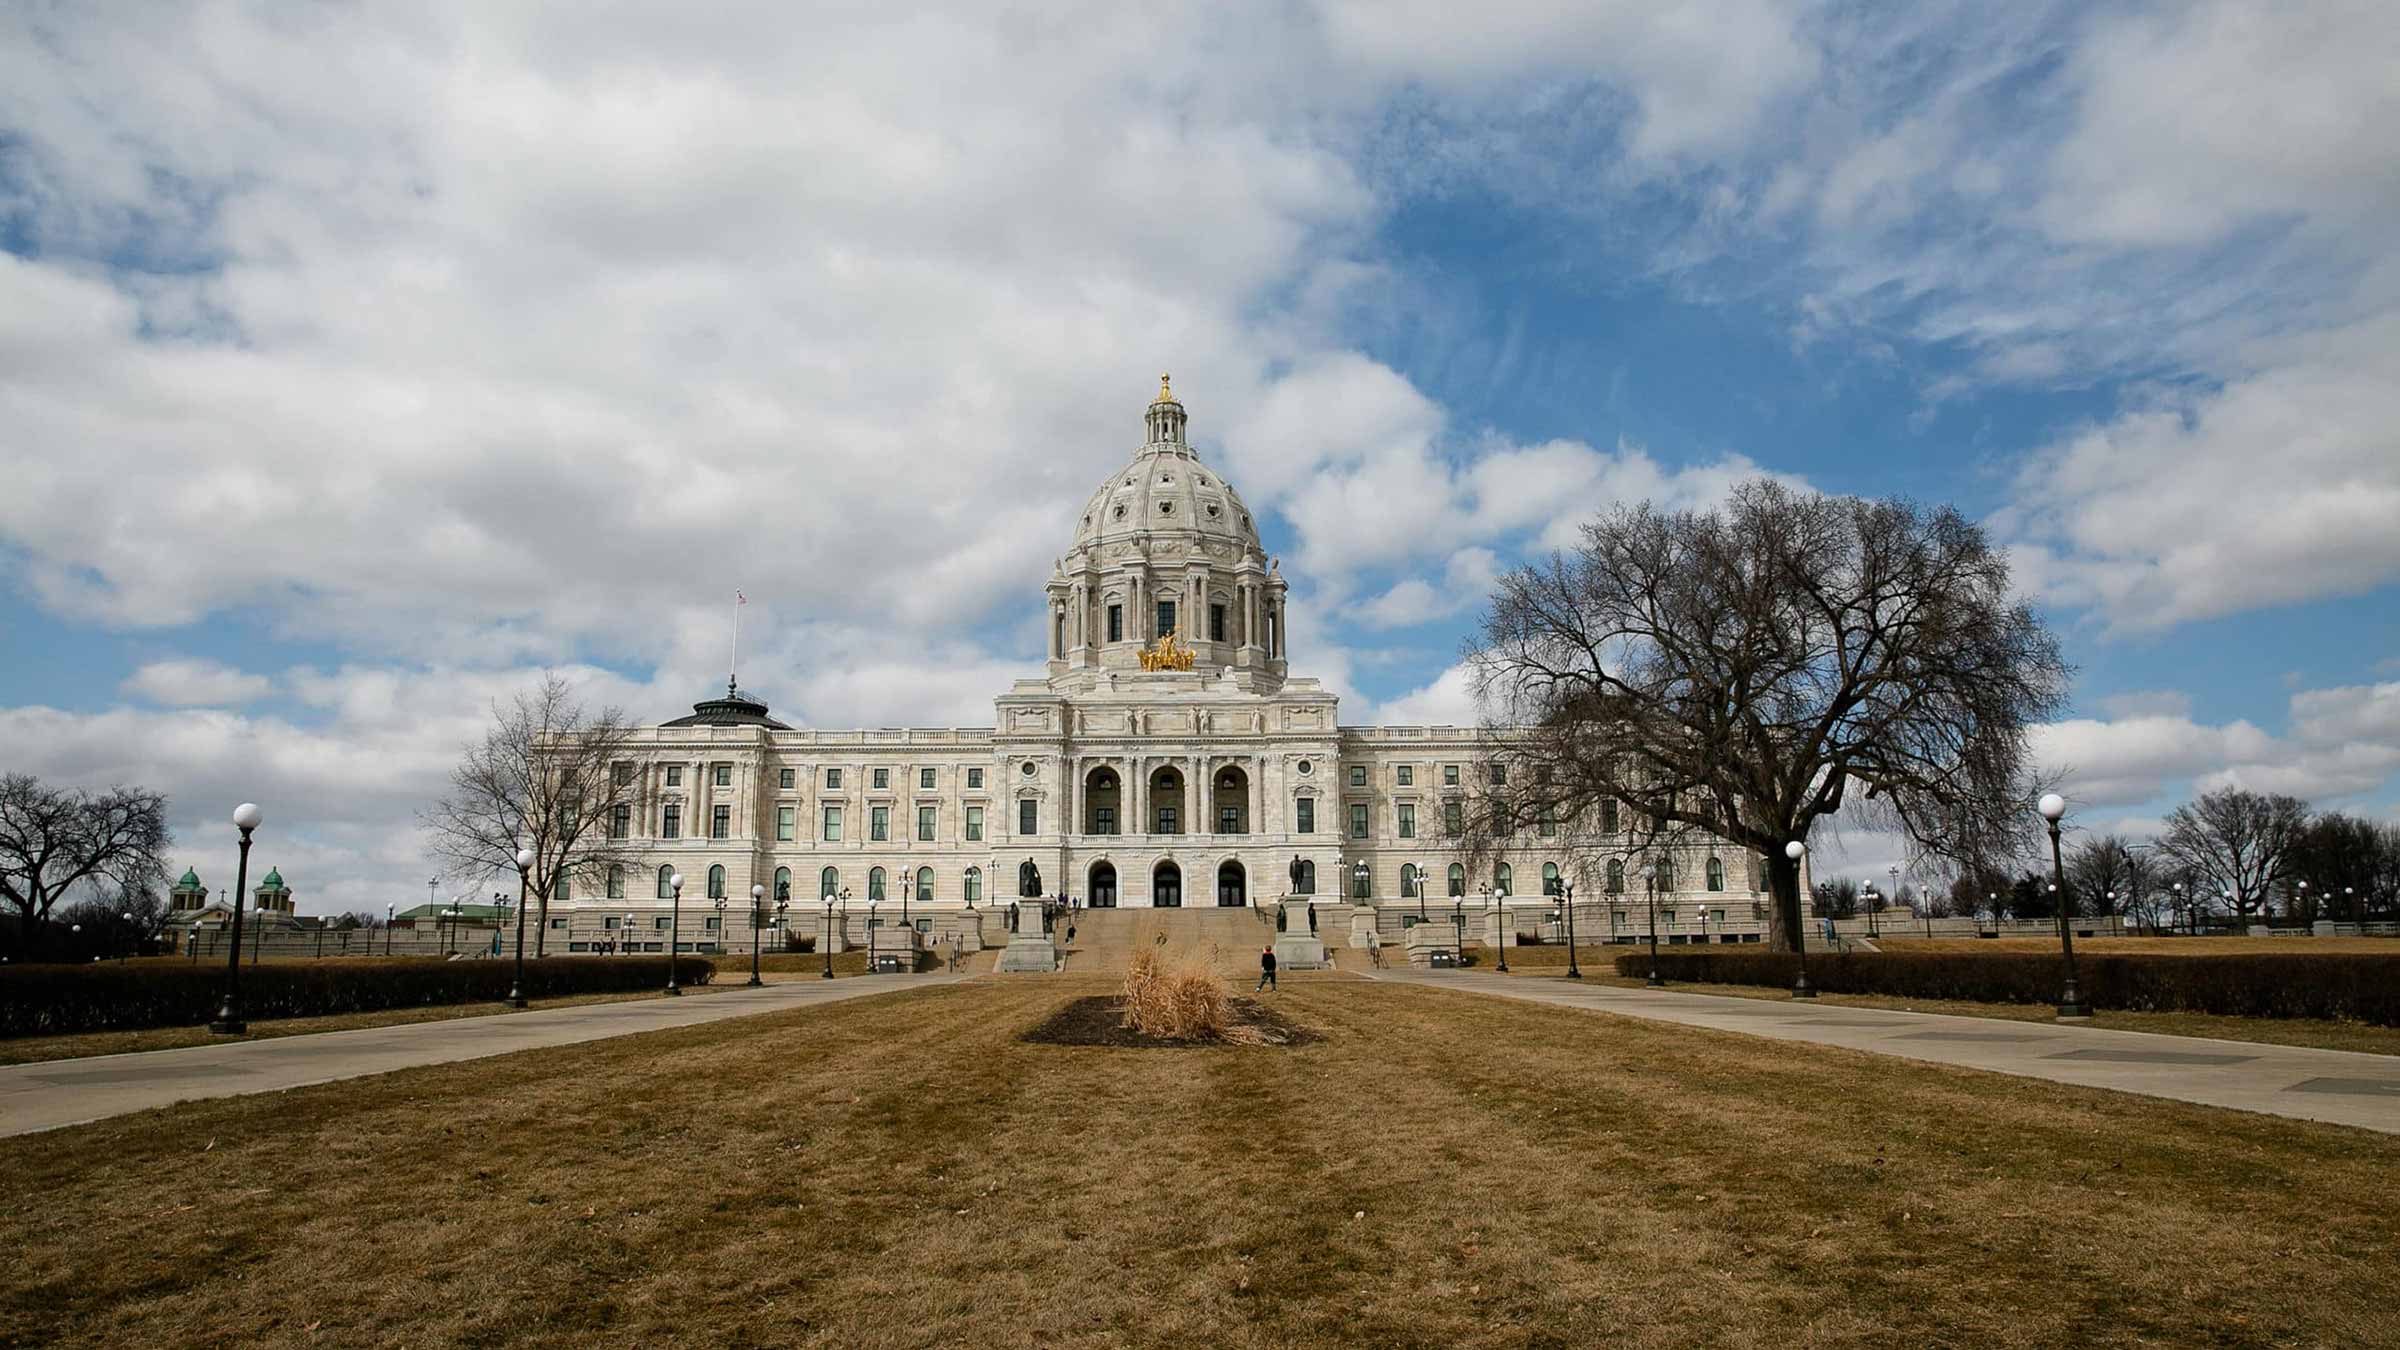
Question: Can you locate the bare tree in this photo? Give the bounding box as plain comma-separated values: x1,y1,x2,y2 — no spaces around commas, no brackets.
2154,788,2310,922
419,672,642,957
2064,835,2139,916
0,774,172,959
1466,479,2069,952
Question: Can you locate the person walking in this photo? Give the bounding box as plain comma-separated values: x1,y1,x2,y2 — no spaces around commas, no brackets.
1255,947,1278,991
1364,930,1383,969
1066,922,1078,948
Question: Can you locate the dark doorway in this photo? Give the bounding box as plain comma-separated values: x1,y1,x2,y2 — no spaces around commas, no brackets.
1152,861,1182,908
1089,861,1118,908
1217,861,1247,907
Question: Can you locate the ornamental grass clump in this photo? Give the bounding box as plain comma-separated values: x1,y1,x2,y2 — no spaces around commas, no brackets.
1121,948,1233,1042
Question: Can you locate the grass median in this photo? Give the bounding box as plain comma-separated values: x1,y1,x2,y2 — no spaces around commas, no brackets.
1,978,2393,1347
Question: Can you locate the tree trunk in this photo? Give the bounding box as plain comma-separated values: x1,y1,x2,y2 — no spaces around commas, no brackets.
535,888,549,958
1768,853,1804,953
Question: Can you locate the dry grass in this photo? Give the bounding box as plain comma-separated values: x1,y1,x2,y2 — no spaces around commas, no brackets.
0,981,2393,1347
1122,948,1235,1041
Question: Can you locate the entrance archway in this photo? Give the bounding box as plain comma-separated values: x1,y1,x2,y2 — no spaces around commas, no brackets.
1084,766,1121,835
1217,860,1247,907
1152,860,1183,908
1089,861,1118,908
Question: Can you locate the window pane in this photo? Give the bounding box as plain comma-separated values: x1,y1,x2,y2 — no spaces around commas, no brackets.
1443,764,1459,786
822,806,842,841
917,805,936,841
826,768,842,789
665,766,682,787
1348,804,1368,839
1155,600,1175,636
1397,765,1412,785
920,768,935,790
1349,765,1366,787
966,806,984,841
872,768,888,789
1397,804,1414,838
711,805,730,839
871,806,889,841
714,763,731,786
1209,604,1225,642
1107,605,1123,642
1295,798,1314,834
661,805,680,839
1443,802,1462,836
776,806,795,841
968,768,984,788
1019,799,1037,835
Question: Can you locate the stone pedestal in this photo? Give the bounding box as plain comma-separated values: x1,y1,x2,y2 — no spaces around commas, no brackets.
996,900,1059,973
1404,923,1462,969
1481,908,1517,948
1273,899,1329,971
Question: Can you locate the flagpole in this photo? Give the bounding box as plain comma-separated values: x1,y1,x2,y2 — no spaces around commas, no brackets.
730,591,741,694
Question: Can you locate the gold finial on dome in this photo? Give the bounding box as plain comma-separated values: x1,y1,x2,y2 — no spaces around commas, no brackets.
1153,372,1177,405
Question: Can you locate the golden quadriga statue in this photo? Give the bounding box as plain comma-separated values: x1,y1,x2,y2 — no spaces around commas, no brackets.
1138,631,1196,672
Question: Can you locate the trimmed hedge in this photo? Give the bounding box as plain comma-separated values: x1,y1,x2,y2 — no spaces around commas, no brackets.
1613,950,2400,1025
0,955,715,1038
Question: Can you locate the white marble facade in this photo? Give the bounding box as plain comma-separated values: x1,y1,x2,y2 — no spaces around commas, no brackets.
564,379,1779,949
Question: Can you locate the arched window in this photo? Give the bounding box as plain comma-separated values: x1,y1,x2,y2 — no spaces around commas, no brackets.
1447,863,1465,897
1294,860,1315,895
819,866,839,899
1400,863,1419,898
1542,862,1561,896
1495,863,1513,896
706,865,725,899
1706,856,1725,891
1607,859,1625,894
964,867,982,903
868,867,886,901
1352,865,1371,900
1656,858,1676,892
606,864,625,899
773,867,791,902
656,865,674,899
916,866,933,902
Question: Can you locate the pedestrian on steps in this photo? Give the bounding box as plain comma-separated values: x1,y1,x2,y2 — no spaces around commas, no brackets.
1066,922,1078,948
1256,947,1278,991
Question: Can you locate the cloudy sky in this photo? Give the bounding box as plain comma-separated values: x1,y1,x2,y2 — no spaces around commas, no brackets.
4,2,2396,913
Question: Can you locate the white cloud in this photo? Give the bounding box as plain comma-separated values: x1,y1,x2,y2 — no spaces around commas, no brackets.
2033,680,2400,811
1368,662,1485,727
121,659,272,708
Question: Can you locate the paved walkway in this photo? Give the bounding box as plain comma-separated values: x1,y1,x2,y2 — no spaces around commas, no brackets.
0,974,960,1138
1374,970,2400,1135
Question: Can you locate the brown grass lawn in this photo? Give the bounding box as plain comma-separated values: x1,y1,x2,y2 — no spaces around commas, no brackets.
1497,943,2400,1056
2,979,2395,1349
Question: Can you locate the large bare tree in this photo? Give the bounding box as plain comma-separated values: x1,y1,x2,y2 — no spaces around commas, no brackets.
2154,787,2310,921
0,773,172,959
1466,479,2069,952
420,673,642,956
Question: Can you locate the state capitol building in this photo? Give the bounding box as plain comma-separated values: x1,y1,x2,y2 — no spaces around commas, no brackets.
561,379,1777,953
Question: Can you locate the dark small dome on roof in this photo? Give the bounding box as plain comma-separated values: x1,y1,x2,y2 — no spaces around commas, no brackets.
663,679,791,729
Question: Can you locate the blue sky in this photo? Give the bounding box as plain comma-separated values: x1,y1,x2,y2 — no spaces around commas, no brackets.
3,2,2396,912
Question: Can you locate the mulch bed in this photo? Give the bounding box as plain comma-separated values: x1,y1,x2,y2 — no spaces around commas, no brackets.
1021,995,1324,1048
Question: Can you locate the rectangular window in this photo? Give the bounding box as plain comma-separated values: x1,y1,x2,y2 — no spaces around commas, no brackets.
919,767,935,790
965,806,984,841
1397,803,1416,838
665,766,683,787
655,917,671,931
779,768,795,789
1539,805,1558,837
606,868,625,899
609,804,630,840
1157,806,1178,835
822,805,843,842
871,806,889,841
825,768,843,790
1107,605,1123,643
1209,604,1226,642
1095,806,1116,834
1489,762,1507,786
1397,765,1413,786
704,916,721,932
1220,806,1240,833
711,805,731,839
1348,765,1366,787
1019,799,1038,836
713,763,732,787
872,768,889,790
612,762,633,787
604,916,621,930
1602,799,1621,833
1349,803,1368,839
776,806,795,841
917,805,936,841
1444,801,1464,836
967,767,984,789
1296,798,1315,834
661,804,681,839
1155,599,1176,636
1443,764,1460,787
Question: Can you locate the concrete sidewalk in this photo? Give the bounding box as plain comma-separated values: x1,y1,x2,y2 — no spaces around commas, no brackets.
0,974,961,1138
1373,970,2400,1135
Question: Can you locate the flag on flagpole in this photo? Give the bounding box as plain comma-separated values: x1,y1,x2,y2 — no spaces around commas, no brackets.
735,589,748,605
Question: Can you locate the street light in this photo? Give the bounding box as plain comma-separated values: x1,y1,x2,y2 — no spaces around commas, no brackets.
508,846,535,1008
1787,840,1815,999
118,910,132,963
384,902,394,956
748,883,767,986
1354,860,1371,911
2037,793,2091,1019
665,872,684,995
1486,884,1508,974
210,802,263,1035
1643,858,1663,988
2171,881,2185,936
1883,864,1898,940
1561,879,1581,980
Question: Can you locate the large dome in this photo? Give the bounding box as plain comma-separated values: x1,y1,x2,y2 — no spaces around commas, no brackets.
1067,375,1263,565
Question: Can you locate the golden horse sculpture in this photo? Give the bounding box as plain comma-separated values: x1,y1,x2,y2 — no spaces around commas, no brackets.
1138,630,1196,672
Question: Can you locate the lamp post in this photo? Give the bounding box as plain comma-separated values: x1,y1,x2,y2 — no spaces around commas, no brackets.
2346,885,2358,923
1883,865,1898,940
1354,860,1370,911
1561,879,1581,979
900,860,911,932
2295,879,2309,925
2037,793,2090,1019
1643,860,1663,988
210,803,263,1035
1788,840,1815,999
2171,881,2185,936
117,910,132,963
508,846,535,1008
665,872,684,994
1486,883,1509,974
749,883,768,986
822,892,837,980
714,894,727,959
384,902,394,956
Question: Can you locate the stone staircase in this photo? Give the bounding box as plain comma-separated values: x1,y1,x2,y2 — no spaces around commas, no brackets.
1055,907,1272,976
